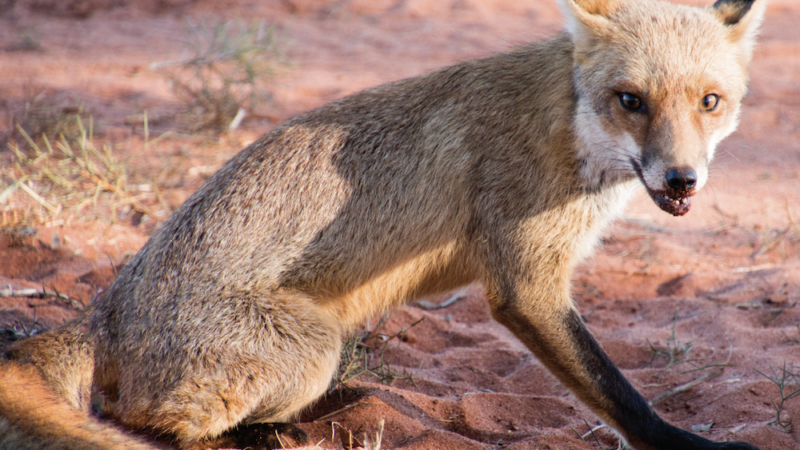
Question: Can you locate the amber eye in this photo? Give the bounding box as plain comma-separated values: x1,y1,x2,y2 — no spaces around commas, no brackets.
618,92,644,112
701,94,720,111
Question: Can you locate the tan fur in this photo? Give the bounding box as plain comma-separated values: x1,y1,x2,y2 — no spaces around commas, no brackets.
0,360,157,449
0,1,764,449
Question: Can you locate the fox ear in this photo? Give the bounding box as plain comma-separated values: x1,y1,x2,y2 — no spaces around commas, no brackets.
712,0,766,61
558,0,623,45
712,0,759,25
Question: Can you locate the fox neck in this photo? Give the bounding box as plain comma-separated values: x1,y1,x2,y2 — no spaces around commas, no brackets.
573,95,639,194
566,97,641,263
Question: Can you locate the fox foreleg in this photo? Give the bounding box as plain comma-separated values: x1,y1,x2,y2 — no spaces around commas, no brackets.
485,274,758,450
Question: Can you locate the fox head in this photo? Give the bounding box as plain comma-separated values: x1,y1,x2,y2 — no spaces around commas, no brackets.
561,0,765,216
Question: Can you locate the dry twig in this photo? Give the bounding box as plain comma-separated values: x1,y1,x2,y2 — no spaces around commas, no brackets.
649,369,723,407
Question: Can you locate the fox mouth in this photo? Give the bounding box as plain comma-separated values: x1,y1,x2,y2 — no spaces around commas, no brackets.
647,189,692,216
631,160,694,217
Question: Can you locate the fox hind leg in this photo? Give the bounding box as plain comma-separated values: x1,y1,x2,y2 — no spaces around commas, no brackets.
101,291,342,449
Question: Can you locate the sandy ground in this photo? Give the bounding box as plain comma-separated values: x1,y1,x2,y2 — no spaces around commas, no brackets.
1,0,799,449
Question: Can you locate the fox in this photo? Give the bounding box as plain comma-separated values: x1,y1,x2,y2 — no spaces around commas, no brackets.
0,0,765,449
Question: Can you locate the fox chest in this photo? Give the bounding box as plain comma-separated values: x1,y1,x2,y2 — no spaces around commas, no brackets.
572,180,639,264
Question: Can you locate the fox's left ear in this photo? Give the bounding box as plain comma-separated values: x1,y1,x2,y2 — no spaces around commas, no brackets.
712,0,766,63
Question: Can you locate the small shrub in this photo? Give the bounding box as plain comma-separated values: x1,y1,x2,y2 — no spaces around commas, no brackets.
2,88,85,149
756,362,800,433
153,18,286,134
647,310,694,369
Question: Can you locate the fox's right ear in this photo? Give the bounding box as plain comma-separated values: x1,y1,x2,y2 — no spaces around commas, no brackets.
712,0,766,63
558,0,623,49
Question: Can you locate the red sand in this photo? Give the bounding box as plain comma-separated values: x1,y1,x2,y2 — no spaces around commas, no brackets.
1,1,799,448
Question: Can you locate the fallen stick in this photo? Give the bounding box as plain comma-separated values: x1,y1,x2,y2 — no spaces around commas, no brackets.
0,286,84,309
416,287,468,310
18,182,60,214
316,403,360,422
649,368,723,407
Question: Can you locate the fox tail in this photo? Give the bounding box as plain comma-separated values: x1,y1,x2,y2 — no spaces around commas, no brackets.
0,318,157,450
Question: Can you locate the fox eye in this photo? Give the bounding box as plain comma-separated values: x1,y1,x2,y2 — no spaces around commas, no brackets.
618,92,644,112
701,94,720,111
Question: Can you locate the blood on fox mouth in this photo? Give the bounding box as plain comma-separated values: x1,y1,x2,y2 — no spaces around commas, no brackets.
648,189,692,216
629,159,694,216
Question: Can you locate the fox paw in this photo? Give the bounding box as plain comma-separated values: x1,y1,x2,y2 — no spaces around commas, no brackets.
207,422,309,450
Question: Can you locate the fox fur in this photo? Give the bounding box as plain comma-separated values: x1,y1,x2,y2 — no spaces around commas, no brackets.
0,0,765,449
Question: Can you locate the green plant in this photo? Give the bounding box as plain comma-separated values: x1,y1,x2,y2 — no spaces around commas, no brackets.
333,316,424,394
153,18,285,133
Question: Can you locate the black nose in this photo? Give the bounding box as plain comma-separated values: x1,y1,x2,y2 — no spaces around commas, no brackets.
665,167,697,191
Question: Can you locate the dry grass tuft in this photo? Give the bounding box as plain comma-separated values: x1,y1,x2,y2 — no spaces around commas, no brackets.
363,419,384,450
1,117,165,228
334,316,424,394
